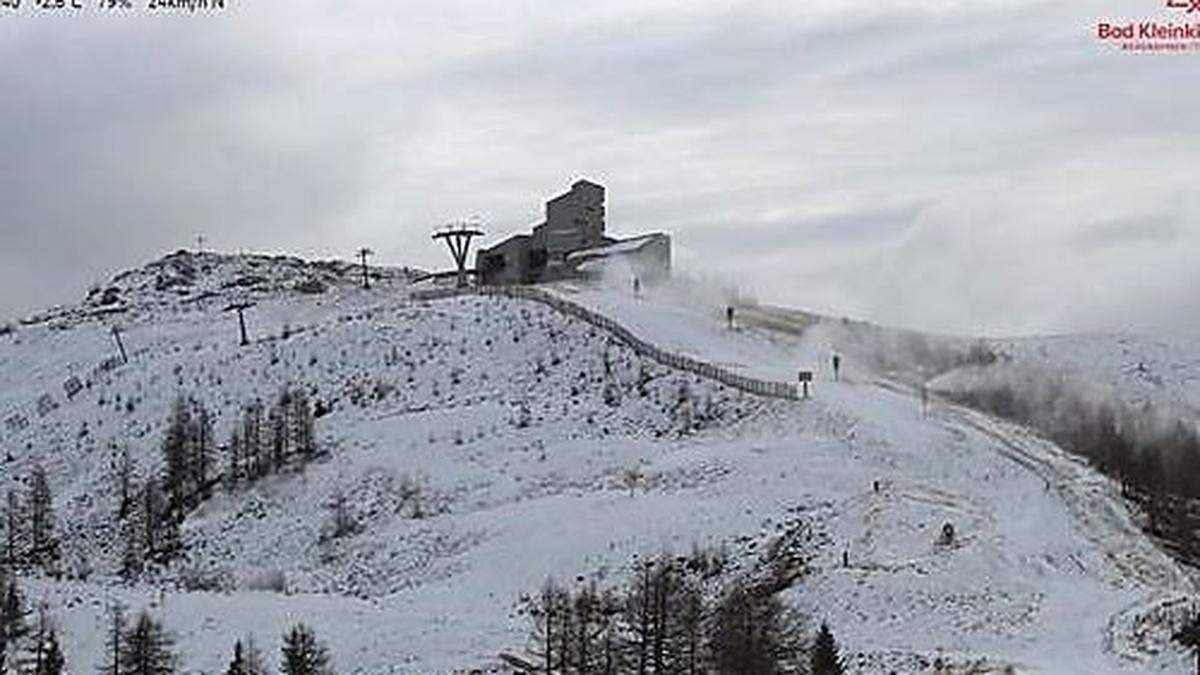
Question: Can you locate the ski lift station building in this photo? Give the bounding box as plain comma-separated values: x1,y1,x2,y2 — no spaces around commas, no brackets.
475,179,671,286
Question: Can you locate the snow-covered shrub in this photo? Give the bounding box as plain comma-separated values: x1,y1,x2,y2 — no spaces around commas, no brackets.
245,568,288,593
179,565,232,592
323,489,360,541
294,277,327,294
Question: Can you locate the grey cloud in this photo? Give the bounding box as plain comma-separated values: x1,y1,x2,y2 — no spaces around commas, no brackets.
0,1,1197,338
680,203,923,258
1067,214,1181,251
0,19,379,320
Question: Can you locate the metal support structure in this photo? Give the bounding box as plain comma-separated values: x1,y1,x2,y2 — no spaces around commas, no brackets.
110,325,128,364
357,247,374,289
432,222,484,289
224,302,255,346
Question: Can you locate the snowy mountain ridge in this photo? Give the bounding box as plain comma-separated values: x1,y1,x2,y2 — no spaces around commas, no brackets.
0,251,1197,673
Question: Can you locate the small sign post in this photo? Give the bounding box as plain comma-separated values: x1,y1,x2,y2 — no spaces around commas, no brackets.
798,370,813,399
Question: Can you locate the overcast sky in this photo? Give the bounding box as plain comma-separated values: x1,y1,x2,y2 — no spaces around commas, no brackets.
0,0,1196,337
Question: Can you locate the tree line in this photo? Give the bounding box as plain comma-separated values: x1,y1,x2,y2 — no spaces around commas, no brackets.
2,464,62,576
519,547,845,675
945,376,1200,560
0,567,66,675
98,602,336,675
0,569,336,675
119,387,323,578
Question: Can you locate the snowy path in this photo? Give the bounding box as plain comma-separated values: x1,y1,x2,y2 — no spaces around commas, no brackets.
941,404,1196,664
544,281,1199,671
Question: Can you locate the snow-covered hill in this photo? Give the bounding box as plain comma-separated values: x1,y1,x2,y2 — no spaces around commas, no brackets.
1,252,1197,673
992,334,1200,423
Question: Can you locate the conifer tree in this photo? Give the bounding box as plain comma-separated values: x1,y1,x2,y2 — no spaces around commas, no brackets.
113,446,135,520
123,479,177,572
27,464,60,570
326,490,356,539
2,576,27,645
529,579,565,674
161,396,215,512
191,401,214,501
571,582,601,674
711,582,802,675
678,578,707,675
144,479,178,562
225,639,246,675
0,568,12,673
1173,612,1200,675
95,602,124,675
810,622,845,675
4,490,26,567
37,627,65,675
625,564,652,675
161,397,191,514
0,574,29,674
243,634,269,675
269,391,291,472
280,623,332,675
225,634,268,675
598,588,623,675
242,401,265,481
291,390,316,462
225,429,244,490
21,605,64,675
120,506,145,580
119,610,176,675
0,598,6,674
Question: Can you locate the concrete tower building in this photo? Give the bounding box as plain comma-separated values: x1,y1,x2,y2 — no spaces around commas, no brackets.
475,178,669,286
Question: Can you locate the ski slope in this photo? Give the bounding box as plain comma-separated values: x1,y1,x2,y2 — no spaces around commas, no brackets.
0,253,1196,673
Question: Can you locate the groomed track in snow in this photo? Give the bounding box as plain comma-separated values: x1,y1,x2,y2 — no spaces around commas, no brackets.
543,277,1199,673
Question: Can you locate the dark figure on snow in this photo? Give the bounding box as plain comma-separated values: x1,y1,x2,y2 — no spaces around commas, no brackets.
832,354,841,381
633,276,641,298
726,306,735,330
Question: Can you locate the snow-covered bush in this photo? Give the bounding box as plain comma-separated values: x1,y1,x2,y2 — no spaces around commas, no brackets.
245,568,289,594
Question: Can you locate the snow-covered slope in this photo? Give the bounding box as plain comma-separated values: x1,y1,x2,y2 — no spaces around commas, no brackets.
993,334,1200,422
1,253,1197,673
